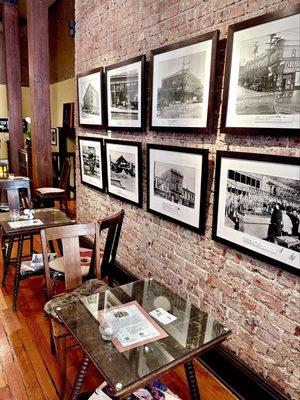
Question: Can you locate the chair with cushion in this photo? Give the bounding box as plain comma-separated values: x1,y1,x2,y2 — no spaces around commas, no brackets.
35,157,70,213
41,210,124,399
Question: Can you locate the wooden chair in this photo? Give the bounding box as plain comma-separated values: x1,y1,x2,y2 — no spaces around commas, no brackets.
41,210,125,399
0,178,32,210
35,157,70,213
0,178,33,267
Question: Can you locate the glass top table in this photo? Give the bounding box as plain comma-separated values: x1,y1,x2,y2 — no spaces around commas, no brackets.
55,278,230,399
0,207,74,236
0,208,74,310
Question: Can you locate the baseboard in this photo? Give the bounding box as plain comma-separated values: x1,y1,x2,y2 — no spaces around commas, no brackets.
113,262,289,400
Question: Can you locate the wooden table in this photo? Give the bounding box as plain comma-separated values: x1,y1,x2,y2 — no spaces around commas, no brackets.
0,207,75,309
55,278,231,400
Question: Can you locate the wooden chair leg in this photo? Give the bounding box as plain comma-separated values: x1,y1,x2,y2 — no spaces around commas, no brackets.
50,324,56,355
57,335,67,400
63,193,68,213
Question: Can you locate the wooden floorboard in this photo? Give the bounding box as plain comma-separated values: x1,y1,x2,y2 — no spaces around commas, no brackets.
0,215,237,400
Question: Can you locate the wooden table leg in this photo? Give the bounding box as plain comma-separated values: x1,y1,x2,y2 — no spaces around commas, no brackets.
2,236,14,285
13,234,23,310
184,360,201,400
70,352,90,400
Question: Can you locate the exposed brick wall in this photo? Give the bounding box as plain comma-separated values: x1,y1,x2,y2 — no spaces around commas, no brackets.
74,1,300,398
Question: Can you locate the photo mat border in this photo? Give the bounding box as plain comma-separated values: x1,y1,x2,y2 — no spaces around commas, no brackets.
220,5,300,135
78,136,106,193
149,30,219,134
77,67,106,129
105,55,147,131
147,144,209,234
212,150,300,276
104,139,143,208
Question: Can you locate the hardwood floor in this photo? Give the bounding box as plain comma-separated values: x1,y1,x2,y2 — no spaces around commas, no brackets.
0,232,237,400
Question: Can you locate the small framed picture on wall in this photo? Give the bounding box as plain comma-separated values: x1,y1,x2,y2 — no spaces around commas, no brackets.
147,144,209,233
212,151,300,275
77,67,105,128
78,136,106,192
150,31,219,133
221,5,300,135
105,55,146,131
105,139,143,207
51,128,57,146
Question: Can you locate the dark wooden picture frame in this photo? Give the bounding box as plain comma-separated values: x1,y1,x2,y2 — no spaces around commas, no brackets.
212,151,300,276
147,144,209,233
105,55,146,131
149,30,219,133
77,67,106,128
221,5,300,135
78,136,106,192
51,128,57,146
105,139,143,208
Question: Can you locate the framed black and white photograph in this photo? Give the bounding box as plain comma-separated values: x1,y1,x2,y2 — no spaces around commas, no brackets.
105,139,142,207
212,151,300,275
105,55,146,130
78,136,105,192
221,6,300,135
147,144,208,233
51,128,57,146
77,67,104,128
150,31,218,133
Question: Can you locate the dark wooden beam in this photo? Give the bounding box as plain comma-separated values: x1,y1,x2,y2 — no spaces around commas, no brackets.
2,0,23,174
27,0,52,189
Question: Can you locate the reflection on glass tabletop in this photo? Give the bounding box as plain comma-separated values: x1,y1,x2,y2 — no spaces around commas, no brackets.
55,278,230,394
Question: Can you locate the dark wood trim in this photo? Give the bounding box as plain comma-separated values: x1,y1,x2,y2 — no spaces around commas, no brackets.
220,4,300,136
105,55,147,132
212,151,300,276
104,139,143,208
149,30,219,134
147,144,209,234
2,1,23,174
199,345,289,400
77,67,106,129
78,136,106,193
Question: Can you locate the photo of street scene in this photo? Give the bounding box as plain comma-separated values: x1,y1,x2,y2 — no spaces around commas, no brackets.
153,161,196,209
110,69,139,121
81,143,102,182
109,151,136,192
156,51,205,120
236,27,300,115
225,170,300,253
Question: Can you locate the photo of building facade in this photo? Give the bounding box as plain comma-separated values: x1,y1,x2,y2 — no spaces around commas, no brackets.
110,70,139,120
154,163,195,208
158,67,203,108
155,52,205,120
82,83,100,115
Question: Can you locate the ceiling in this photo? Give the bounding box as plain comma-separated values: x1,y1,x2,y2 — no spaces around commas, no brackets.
17,0,57,18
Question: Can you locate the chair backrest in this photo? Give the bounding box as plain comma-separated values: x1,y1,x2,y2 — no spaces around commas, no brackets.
59,158,71,190
99,210,124,285
0,179,31,209
40,222,100,300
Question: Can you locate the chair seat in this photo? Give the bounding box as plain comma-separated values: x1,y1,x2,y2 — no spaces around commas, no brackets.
44,278,108,320
49,248,102,277
36,187,65,195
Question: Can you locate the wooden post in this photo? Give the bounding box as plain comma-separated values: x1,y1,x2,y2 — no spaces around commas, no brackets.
2,0,23,175
27,0,52,189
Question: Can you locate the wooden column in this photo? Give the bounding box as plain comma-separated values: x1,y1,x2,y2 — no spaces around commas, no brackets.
27,0,52,189
2,0,23,174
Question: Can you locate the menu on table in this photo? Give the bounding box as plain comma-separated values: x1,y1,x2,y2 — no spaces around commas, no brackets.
97,301,168,352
